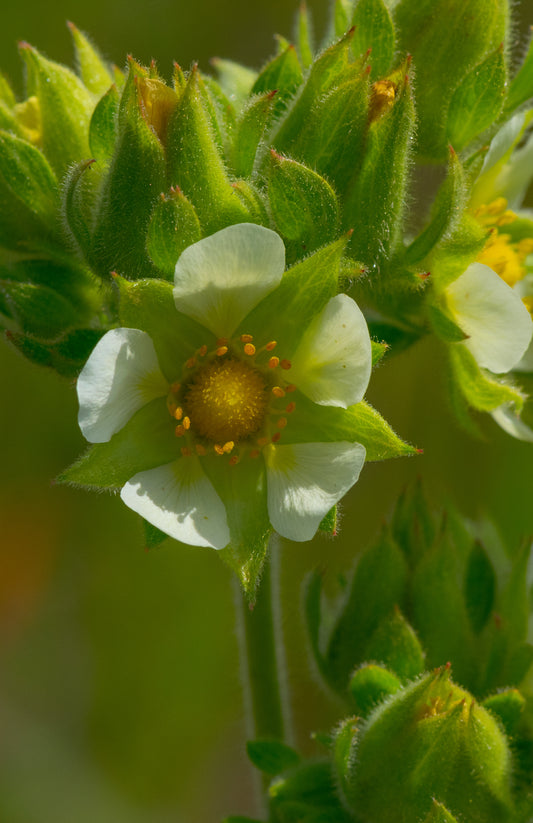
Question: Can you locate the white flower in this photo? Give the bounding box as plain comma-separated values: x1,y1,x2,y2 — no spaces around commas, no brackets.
76,223,372,549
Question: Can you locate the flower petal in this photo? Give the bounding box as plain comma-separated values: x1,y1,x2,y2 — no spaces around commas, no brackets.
78,328,168,443
446,263,533,373
265,441,366,542
173,223,285,337
121,457,230,549
289,294,372,408
491,405,533,442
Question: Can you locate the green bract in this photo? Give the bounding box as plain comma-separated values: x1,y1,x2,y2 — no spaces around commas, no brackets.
62,224,414,595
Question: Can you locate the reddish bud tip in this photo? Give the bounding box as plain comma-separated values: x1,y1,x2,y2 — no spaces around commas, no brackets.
268,89,279,98
66,21,76,31
347,25,356,35
448,144,456,156
5,330,14,340
270,148,283,161
365,65,372,75
332,530,338,537
17,40,33,51
417,271,431,280
416,448,424,455
110,271,119,279
406,53,413,65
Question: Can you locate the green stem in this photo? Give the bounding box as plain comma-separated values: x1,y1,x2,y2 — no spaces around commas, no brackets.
235,542,289,743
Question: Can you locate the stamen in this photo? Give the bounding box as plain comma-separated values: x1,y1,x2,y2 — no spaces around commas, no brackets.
257,436,269,447
183,416,191,430
286,384,297,393
195,444,207,456
244,343,256,356
280,359,292,370
240,334,253,343
286,401,296,413
175,424,185,437
268,356,280,369
174,406,183,420
272,386,285,398
216,337,228,347
170,381,181,393
198,345,208,357
272,432,282,443
250,449,260,459
186,357,196,369
266,341,277,351
277,417,288,429
216,345,228,357
229,455,240,466
214,444,225,455
181,446,192,457
222,441,235,453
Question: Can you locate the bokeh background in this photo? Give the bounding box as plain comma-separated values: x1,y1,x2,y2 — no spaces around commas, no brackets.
2,2,533,821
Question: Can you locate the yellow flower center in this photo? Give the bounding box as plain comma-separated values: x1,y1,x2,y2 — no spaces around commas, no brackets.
474,197,533,288
185,358,268,443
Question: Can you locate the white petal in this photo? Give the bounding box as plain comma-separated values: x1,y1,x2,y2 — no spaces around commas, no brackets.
289,294,372,408
77,328,168,443
173,223,285,337
265,441,366,542
121,457,230,549
446,263,533,373
480,112,525,175
491,405,533,442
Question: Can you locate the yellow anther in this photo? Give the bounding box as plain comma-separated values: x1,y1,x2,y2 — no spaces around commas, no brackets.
286,384,297,393
181,446,192,457
186,357,196,369
250,449,260,459
487,197,508,215
170,381,181,394
268,356,280,369
214,444,225,455
286,401,296,414
229,455,240,466
244,343,256,356
167,398,178,416
266,341,277,351
199,345,208,357
175,424,185,437
272,432,282,443
222,441,235,453
195,444,207,456
272,386,285,398
216,345,228,357
280,359,292,370
240,334,254,343
277,417,288,429
497,211,517,227
257,437,269,447
174,406,184,420
519,238,533,255
183,416,191,430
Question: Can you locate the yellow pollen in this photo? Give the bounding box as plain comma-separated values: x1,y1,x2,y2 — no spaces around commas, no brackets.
223,441,235,453
268,356,280,369
266,341,277,351
523,296,533,315
216,345,228,357
214,444,225,455
244,343,256,356
183,416,191,430
181,446,192,457
286,401,296,413
477,232,527,287
184,358,268,443
174,406,183,420
272,386,285,398
240,334,253,343
280,359,292,370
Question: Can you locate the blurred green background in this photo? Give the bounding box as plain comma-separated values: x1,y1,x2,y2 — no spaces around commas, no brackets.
2,2,533,821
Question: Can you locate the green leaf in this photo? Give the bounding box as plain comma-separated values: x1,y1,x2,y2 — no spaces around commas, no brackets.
231,91,277,177
251,45,303,116
239,236,347,356
18,42,94,176
89,63,167,279
351,0,395,78
146,189,201,278
405,149,469,266
505,30,533,113
296,2,314,69
428,303,468,343
292,72,370,198
116,276,209,382
318,505,338,534
364,608,425,682
89,84,119,163
272,30,355,152
343,64,415,266
68,21,113,96
464,541,496,634
326,531,408,690
269,760,350,821
211,57,257,106
246,740,300,775
446,47,507,152
58,398,179,490
167,66,251,235
348,664,402,716
449,345,525,414
268,152,340,261
393,0,509,160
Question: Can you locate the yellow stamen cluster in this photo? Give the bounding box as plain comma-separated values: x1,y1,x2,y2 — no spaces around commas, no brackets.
474,198,533,288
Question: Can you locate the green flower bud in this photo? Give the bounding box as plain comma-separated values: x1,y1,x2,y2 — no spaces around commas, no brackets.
338,666,514,823
348,663,402,716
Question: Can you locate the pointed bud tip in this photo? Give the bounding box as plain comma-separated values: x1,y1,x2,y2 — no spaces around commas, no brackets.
416,448,424,455
17,41,34,51
448,144,456,156
66,21,77,32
